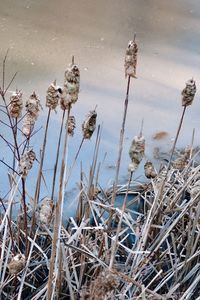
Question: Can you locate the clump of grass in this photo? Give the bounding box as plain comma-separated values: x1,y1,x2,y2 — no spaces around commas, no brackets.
0,40,199,300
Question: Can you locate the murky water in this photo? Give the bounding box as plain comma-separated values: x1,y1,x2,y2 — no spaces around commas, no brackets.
1,0,200,216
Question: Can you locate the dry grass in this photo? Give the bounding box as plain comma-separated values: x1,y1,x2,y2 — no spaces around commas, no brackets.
0,42,199,300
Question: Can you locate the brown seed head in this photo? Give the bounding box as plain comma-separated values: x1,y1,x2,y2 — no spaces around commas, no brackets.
181,79,196,107
9,90,23,118
125,39,138,78
82,110,97,139
46,80,62,110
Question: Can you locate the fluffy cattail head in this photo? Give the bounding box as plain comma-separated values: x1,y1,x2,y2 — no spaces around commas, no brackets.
67,115,76,136
46,80,62,110
39,198,54,224
144,161,157,179
181,79,196,107
8,254,25,275
128,135,145,172
8,90,23,118
22,112,35,136
60,61,80,110
25,92,41,119
82,110,97,139
19,149,36,178
124,37,138,78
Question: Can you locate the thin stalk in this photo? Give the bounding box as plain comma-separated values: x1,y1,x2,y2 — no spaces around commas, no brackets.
159,105,187,207
30,108,51,237
47,106,71,300
111,75,131,206
22,177,28,258
51,109,66,199
167,105,187,171
0,197,16,254
65,137,84,185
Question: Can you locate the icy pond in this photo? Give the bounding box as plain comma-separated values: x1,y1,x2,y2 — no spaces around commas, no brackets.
0,0,200,217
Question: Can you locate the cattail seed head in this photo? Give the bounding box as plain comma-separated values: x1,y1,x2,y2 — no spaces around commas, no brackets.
67,115,76,136
181,79,196,107
8,90,23,118
25,92,41,119
144,161,157,179
128,135,145,172
46,80,62,110
39,198,54,224
82,110,97,139
125,39,138,78
8,254,25,275
22,112,36,136
60,63,80,110
19,149,36,178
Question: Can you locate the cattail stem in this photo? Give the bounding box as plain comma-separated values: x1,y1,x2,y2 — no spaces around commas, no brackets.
47,106,71,299
167,105,187,171
158,105,187,210
21,178,28,258
65,137,84,185
111,75,131,206
30,108,51,239
51,109,66,200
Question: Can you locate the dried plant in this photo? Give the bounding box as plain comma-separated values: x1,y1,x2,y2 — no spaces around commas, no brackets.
82,110,97,139
0,43,199,300
8,254,26,275
128,135,145,172
144,161,157,178
67,115,76,136
8,90,23,118
19,149,36,178
46,80,62,110
182,78,196,107
25,91,42,119
22,112,36,136
39,197,54,224
60,62,80,110
124,37,138,78
172,148,190,170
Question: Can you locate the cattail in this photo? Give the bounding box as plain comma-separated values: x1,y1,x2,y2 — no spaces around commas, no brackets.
25,92,41,119
144,161,157,179
60,62,80,110
8,254,25,275
22,112,35,136
46,80,62,110
124,38,138,78
182,79,196,107
8,90,23,118
172,148,190,170
67,115,76,136
82,110,97,139
39,198,54,224
128,135,145,172
19,149,36,178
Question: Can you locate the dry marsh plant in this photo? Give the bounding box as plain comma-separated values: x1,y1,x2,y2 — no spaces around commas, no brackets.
0,39,199,300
